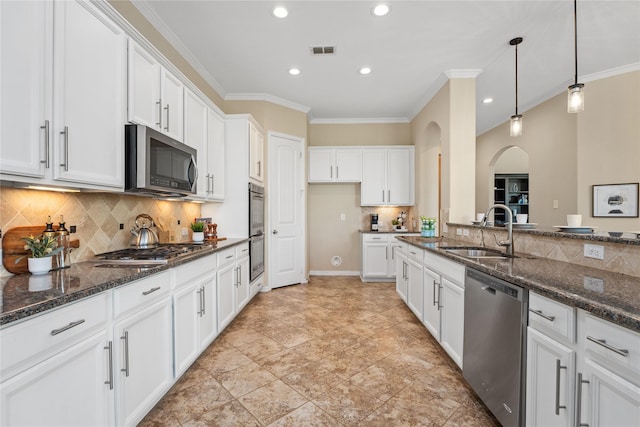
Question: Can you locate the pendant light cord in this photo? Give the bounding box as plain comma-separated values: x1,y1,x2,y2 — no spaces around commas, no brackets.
573,0,579,85
515,43,519,116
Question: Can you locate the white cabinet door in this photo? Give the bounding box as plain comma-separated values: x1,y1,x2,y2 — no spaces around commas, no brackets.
217,262,237,331
439,277,464,368
395,252,408,302
0,0,51,178
52,0,125,188
207,108,225,201
308,148,334,182
386,148,413,205
236,255,251,311
389,242,404,277
361,149,386,205
578,358,640,427
114,297,173,427
160,68,183,142
526,327,575,427
407,257,424,321
127,39,161,129
334,149,361,182
362,242,389,278
249,122,264,182
199,274,218,348
184,88,208,199
173,283,200,377
0,331,113,427
422,266,441,341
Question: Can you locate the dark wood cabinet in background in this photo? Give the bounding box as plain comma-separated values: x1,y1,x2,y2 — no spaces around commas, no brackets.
494,174,529,224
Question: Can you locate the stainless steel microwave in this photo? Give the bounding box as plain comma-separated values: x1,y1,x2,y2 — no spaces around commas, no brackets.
125,124,197,197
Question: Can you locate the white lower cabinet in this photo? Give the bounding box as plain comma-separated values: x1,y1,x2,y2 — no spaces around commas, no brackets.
217,243,251,331
422,266,441,341
526,293,640,427
406,253,424,322
361,233,417,281
439,277,465,367
395,247,408,303
236,248,251,311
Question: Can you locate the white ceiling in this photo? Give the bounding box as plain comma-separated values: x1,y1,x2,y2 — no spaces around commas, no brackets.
133,1,640,135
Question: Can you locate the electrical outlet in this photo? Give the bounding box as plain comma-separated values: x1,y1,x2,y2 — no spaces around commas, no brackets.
553,200,559,209
584,244,604,260
169,229,176,242
584,276,604,293
462,229,470,237
340,213,346,221
181,228,188,237
456,228,463,236
442,224,448,233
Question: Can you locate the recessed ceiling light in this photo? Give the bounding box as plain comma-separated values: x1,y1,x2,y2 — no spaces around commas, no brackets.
273,6,288,18
483,97,494,104
372,4,390,16
289,68,300,75
359,67,372,75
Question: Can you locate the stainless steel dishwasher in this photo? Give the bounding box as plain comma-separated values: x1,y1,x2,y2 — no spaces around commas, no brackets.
463,268,528,427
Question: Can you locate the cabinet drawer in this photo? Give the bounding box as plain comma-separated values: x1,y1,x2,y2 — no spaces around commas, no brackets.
217,247,236,267
580,311,640,380
236,242,250,258
424,251,465,285
173,253,216,288
0,293,108,380
406,246,424,264
363,233,389,243
113,270,171,319
529,292,576,343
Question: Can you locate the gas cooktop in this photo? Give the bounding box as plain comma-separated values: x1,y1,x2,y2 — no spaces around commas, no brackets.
94,243,211,265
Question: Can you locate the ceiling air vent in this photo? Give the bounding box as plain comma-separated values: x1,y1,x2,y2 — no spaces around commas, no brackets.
310,46,336,55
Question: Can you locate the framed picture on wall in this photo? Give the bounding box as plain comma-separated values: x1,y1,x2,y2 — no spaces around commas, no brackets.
592,183,639,217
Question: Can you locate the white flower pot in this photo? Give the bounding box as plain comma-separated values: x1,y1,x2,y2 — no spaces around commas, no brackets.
192,231,204,243
28,257,52,275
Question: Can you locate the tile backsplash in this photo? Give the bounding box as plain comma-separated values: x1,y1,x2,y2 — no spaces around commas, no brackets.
359,206,418,231
1,187,201,275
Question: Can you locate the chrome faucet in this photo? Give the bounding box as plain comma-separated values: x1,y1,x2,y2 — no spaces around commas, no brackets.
481,204,514,256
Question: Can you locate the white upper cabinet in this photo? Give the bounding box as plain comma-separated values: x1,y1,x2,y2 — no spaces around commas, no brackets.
308,147,362,183
1,0,126,190
249,121,264,183
207,108,225,201
361,147,414,206
0,0,51,178
183,88,208,199
127,40,183,142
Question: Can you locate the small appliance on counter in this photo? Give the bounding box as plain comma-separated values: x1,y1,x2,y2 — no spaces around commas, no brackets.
370,214,379,231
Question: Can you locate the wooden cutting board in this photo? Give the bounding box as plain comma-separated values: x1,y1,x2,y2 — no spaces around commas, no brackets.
2,226,80,274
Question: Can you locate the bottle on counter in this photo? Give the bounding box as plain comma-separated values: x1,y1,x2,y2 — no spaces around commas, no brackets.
55,215,71,269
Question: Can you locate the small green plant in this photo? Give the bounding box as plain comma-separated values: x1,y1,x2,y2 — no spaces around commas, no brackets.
190,221,205,232
15,234,61,263
391,219,399,225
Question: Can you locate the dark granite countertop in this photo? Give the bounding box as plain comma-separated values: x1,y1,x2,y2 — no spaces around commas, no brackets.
0,238,247,327
397,235,640,333
360,230,420,234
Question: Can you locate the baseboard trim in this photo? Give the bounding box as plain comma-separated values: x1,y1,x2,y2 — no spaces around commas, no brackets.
309,270,360,276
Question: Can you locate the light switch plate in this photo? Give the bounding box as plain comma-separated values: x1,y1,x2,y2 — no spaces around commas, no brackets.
584,243,604,260
456,228,463,236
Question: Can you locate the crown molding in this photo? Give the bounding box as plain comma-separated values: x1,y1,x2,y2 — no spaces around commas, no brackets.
309,117,410,125
225,93,311,114
130,0,227,98
581,62,640,83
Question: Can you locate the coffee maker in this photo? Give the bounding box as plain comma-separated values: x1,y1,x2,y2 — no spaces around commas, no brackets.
370,214,379,231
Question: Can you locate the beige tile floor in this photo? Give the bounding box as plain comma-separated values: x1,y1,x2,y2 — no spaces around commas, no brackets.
141,276,500,426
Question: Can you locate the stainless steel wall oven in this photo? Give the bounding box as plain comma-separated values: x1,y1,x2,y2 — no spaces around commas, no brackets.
248,183,264,281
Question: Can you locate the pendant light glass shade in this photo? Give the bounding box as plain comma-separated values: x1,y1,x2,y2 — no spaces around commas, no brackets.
568,0,584,113
510,114,523,137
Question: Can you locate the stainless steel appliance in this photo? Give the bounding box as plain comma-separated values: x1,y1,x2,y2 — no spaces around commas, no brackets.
93,243,210,267
129,214,160,248
125,124,197,197
370,214,379,231
248,183,265,281
463,268,528,427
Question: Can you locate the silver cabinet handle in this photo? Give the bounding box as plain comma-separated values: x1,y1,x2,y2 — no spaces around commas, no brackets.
586,336,629,357
433,280,438,306
336,166,339,179
388,190,390,202
121,331,130,377
142,286,161,296
385,246,389,260
197,287,203,316
257,160,262,177
437,283,443,310
272,230,278,235
226,254,234,259
382,190,385,202
576,372,589,427
330,165,333,179
164,104,170,132
156,100,162,128
242,248,249,252
40,120,50,168
238,265,242,286
60,126,69,171
409,251,417,255
205,173,210,194
372,237,382,240
201,286,206,316
50,319,85,336
104,341,114,390
555,359,567,415
530,308,556,322
210,175,214,194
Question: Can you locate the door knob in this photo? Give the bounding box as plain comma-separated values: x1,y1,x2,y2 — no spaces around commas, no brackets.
272,230,278,234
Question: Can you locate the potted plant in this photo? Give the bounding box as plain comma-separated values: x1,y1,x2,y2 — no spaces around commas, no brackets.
16,234,61,275
190,221,206,243
420,216,437,238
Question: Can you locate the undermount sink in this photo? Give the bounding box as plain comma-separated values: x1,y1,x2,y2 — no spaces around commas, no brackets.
440,246,514,259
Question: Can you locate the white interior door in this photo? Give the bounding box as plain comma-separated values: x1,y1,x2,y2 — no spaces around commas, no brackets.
268,132,305,289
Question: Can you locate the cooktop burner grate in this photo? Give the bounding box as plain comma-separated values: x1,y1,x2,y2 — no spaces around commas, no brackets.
95,244,210,264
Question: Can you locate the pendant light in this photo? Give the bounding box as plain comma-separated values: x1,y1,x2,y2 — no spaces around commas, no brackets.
510,37,523,137
568,0,584,113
